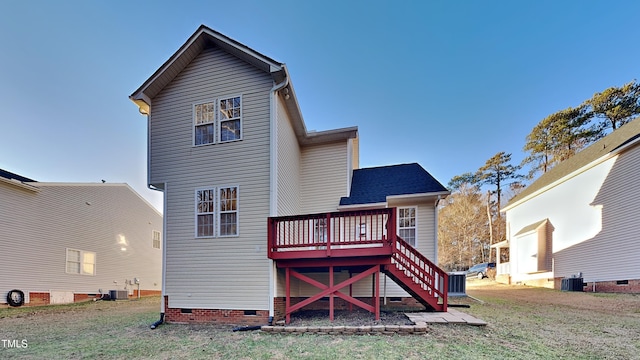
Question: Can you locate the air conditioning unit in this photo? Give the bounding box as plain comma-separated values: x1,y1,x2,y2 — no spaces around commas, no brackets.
109,290,128,300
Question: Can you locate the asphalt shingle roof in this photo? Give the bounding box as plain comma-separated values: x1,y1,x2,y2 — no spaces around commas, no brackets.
339,163,448,206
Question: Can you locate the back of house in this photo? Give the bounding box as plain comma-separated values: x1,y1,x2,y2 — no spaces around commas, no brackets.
130,25,449,324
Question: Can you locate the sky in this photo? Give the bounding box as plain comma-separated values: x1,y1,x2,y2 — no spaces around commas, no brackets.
1,0,639,212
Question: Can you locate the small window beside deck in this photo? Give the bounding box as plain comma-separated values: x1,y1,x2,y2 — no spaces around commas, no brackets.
398,207,417,247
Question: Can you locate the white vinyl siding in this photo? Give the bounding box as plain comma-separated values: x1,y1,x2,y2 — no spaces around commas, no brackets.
507,144,640,284
148,46,273,310
300,142,349,214
0,183,163,301
276,95,301,216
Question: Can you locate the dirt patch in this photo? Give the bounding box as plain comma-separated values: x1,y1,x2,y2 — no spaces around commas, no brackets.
286,308,415,327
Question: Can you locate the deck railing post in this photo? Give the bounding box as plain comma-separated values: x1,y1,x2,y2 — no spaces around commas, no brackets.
326,213,332,257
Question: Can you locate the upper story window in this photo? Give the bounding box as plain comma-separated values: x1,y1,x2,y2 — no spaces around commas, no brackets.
66,248,96,276
193,95,242,146
152,230,161,249
194,102,215,145
219,96,242,142
398,207,417,247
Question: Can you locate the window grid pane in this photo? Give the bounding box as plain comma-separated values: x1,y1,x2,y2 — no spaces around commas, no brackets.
197,189,215,237
218,96,241,142
219,186,238,236
398,207,417,247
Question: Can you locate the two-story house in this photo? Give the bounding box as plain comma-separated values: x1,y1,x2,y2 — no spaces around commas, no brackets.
130,25,449,325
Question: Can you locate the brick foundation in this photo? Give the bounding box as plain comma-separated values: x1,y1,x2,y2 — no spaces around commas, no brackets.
163,296,270,325
583,279,640,293
162,295,423,325
28,292,50,306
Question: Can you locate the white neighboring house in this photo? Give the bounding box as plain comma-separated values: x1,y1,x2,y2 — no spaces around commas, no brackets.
499,117,640,292
1,169,163,306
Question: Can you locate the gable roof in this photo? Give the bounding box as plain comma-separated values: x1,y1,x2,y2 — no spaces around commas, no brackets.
339,163,449,206
504,116,640,211
129,25,356,146
0,168,36,183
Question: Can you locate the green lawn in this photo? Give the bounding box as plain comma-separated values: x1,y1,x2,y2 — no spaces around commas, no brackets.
1,283,639,359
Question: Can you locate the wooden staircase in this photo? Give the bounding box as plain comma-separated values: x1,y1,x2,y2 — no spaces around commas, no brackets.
384,236,448,311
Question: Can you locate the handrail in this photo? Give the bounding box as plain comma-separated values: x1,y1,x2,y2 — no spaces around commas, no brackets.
268,208,396,258
391,236,448,308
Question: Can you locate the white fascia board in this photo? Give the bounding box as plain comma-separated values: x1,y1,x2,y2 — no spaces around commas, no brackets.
337,202,388,211
386,191,450,203
0,177,39,192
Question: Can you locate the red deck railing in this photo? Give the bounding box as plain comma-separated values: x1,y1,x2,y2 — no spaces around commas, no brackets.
268,208,396,260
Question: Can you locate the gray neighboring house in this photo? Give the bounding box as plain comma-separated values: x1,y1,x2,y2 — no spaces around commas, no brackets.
1,169,163,306
498,117,640,292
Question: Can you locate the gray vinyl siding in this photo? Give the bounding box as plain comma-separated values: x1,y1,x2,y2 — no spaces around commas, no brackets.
300,142,349,214
0,183,162,303
148,46,273,309
507,143,640,283
276,95,301,216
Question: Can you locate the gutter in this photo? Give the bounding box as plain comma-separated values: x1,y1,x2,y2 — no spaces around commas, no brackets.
268,66,289,322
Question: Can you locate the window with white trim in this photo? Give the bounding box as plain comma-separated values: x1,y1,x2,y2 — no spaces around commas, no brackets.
196,189,215,237
398,207,417,247
314,218,327,243
218,96,242,142
194,102,215,145
66,249,96,276
219,186,239,236
193,96,242,146
152,230,161,249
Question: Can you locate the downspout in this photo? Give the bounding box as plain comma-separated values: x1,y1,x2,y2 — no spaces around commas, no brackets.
151,181,168,329
268,66,289,323
434,195,442,265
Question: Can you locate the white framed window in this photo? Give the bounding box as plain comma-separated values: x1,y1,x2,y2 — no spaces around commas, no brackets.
194,102,215,146
314,218,327,243
196,189,215,237
219,186,239,237
358,223,367,238
66,248,96,276
218,95,242,142
398,207,417,247
152,230,161,249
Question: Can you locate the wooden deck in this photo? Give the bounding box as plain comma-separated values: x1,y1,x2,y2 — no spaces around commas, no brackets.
268,208,448,323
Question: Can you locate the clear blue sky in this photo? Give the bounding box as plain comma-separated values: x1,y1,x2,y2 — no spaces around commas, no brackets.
1,0,639,212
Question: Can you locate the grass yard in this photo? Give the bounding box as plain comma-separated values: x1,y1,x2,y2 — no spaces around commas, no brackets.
1,282,639,359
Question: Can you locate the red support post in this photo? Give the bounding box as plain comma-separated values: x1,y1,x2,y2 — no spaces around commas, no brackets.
329,265,334,321
285,267,291,324
375,268,380,321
